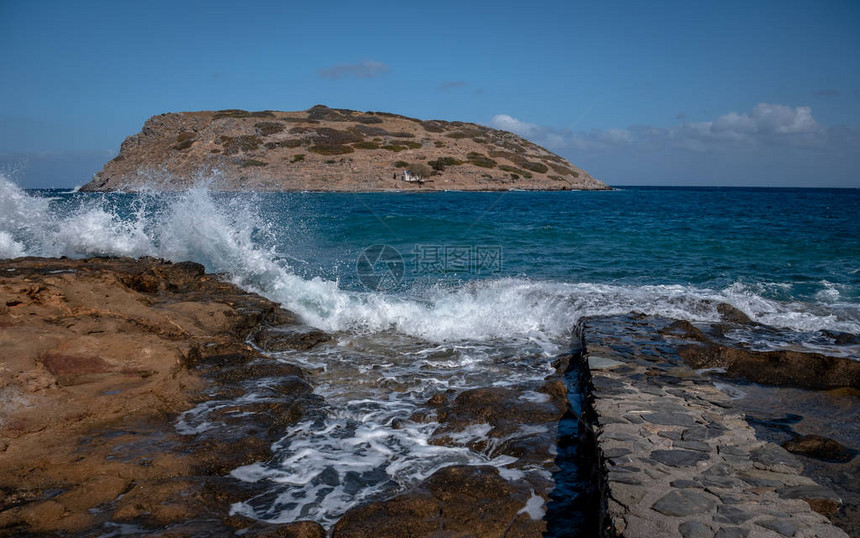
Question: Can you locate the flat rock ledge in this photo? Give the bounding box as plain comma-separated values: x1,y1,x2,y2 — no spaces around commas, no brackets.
578,314,849,538
0,257,329,536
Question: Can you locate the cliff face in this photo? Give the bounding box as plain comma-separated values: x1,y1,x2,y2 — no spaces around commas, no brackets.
81,106,609,192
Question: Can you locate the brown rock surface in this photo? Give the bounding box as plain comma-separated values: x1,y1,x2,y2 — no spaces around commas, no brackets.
662,318,860,390
429,382,572,463
678,343,860,390
782,435,856,463
332,465,545,537
0,256,325,535
79,105,609,192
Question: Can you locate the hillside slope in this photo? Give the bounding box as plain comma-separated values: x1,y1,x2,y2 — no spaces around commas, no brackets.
81,106,609,192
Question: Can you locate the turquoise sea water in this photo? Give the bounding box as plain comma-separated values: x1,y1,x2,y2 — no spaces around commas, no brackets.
257,187,860,299
6,181,857,341
2,177,858,526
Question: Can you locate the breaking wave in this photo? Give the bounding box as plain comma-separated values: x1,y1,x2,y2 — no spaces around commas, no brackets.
1,174,857,351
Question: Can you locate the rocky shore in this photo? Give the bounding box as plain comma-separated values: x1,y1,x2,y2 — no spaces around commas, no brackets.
0,258,583,536
0,257,328,536
1,258,855,536
577,313,857,537
79,105,609,192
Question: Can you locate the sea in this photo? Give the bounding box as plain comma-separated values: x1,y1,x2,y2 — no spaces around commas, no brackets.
1,175,858,527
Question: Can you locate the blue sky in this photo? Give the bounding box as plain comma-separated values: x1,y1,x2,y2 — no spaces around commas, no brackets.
1,0,858,187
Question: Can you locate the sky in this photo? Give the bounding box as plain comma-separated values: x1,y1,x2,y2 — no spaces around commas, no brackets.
1,0,859,188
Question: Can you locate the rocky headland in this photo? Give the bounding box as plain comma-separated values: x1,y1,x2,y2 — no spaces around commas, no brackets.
79,105,609,192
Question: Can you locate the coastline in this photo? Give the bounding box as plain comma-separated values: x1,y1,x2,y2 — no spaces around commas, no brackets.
576,314,856,537
1,256,856,536
79,183,614,194
0,257,328,535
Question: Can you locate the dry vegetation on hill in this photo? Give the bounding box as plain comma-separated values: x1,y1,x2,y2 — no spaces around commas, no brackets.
82,105,609,192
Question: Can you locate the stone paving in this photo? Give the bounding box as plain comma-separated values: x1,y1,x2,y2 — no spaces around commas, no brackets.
578,314,849,538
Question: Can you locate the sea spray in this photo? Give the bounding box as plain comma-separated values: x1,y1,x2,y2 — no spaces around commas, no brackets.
1,174,858,346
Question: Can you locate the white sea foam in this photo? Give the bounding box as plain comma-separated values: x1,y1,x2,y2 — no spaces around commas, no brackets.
1,173,857,346
0,231,25,259
518,490,547,520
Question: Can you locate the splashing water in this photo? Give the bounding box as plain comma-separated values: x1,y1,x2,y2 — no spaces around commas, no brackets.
2,173,858,345
3,173,859,526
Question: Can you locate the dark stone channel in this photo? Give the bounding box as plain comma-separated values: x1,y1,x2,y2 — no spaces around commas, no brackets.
545,340,600,537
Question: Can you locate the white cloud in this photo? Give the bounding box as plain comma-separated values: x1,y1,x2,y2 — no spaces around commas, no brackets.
318,60,390,80
488,114,539,137
490,103,833,154
487,104,860,186
747,103,817,134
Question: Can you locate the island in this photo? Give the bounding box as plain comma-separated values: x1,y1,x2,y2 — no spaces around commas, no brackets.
79,105,609,192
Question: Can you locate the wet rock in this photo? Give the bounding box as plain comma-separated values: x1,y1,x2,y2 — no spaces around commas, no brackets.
642,411,699,427
679,520,713,538
660,319,710,342
650,449,710,467
750,444,803,474
120,269,164,293
756,518,798,537
715,505,753,525
268,375,314,398
714,528,748,538
205,398,310,439
236,519,327,538
496,433,559,464
426,392,448,407
778,485,842,516
193,436,274,475
186,342,260,369
821,330,860,346
551,352,573,374
254,325,331,351
431,384,568,451
675,439,711,452
155,260,206,288
332,465,544,537
652,490,716,516
679,344,860,390
716,303,752,324
538,379,571,412
333,494,442,537
209,360,307,384
781,435,856,463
